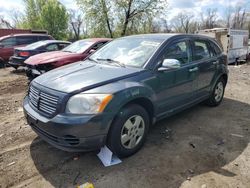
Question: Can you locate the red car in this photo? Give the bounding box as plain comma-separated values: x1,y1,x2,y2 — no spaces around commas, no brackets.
0,33,53,68
25,38,111,79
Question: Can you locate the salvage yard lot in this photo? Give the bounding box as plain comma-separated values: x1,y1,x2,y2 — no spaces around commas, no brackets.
0,65,250,188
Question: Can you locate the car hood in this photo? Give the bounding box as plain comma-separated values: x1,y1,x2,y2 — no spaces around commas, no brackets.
25,51,81,65
34,61,141,93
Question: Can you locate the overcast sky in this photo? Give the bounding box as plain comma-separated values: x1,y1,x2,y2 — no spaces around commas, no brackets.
0,0,250,23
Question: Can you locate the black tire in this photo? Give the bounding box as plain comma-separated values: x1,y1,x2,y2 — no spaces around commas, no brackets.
12,65,18,70
107,104,150,158
206,77,225,106
0,60,5,68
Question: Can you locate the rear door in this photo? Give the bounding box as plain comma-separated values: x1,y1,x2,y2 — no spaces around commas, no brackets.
155,38,199,116
191,39,217,98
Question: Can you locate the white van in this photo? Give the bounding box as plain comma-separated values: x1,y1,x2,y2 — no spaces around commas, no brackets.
197,28,249,64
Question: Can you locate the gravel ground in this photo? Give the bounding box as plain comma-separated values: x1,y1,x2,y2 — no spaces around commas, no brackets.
0,64,249,188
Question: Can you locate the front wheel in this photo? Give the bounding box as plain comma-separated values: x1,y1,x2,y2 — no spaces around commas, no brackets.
206,78,225,106
107,104,150,158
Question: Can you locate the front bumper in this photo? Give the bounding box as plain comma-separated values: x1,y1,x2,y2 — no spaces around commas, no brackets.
8,56,26,67
23,96,110,152
26,68,45,79
26,64,54,79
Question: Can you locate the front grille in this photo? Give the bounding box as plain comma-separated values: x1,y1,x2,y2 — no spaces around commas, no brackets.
29,85,59,116
63,135,80,146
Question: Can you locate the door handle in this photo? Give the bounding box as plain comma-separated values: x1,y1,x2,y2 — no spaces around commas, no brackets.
189,67,198,72
212,61,219,65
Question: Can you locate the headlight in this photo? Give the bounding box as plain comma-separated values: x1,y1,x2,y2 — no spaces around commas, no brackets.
65,93,113,114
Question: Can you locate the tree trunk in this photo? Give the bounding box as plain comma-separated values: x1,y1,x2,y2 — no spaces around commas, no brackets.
121,0,133,36
101,0,113,38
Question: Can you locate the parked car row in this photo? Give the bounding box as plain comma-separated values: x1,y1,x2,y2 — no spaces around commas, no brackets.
0,33,111,80
23,34,229,158
9,40,71,69
25,38,111,80
0,33,54,67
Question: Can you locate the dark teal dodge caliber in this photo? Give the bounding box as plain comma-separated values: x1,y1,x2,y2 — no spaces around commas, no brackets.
23,34,228,157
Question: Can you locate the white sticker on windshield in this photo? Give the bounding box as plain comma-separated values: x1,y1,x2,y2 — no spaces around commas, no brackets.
141,41,160,46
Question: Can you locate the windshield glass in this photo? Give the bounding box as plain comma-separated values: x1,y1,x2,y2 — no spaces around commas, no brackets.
91,38,162,68
25,41,47,49
62,40,94,53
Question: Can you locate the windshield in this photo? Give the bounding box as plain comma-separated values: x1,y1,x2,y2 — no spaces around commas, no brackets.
25,41,47,49
62,40,94,53
91,38,162,68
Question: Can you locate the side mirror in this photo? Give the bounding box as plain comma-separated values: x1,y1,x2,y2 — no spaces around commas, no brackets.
0,43,4,48
158,59,181,71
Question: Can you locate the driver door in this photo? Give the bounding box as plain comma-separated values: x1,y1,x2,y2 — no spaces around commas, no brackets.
155,39,198,117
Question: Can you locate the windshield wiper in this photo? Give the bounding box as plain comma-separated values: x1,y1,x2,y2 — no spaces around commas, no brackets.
87,57,99,64
96,58,125,67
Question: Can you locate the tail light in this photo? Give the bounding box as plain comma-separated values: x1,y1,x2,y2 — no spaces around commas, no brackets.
19,51,30,57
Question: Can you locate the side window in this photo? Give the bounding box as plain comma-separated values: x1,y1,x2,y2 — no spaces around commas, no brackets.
91,42,106,50
46,44,59,51
58,43,69,50
1,37,16,47
164,41,190,64
16,36,37,45
193,40,211,61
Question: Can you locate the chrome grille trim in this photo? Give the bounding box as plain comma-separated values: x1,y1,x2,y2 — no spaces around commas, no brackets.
28,85,59,116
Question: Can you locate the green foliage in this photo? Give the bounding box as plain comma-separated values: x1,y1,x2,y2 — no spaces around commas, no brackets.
21,0,69,39
76,0,167,38
40,0,69,39
76,0,114,38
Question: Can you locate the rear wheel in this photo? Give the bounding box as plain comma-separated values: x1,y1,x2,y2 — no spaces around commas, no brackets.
206,78,225,106
107,104,149,158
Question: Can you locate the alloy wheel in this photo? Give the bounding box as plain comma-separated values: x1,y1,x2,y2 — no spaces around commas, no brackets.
214,81,224,102
120,115,145,149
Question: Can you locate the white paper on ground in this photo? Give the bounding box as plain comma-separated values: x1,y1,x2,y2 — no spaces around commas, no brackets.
97,146,122,167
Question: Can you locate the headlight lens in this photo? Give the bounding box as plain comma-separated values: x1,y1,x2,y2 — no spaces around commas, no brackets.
65,93,113,114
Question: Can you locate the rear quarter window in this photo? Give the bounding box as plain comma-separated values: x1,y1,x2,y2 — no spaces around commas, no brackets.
38,36,51,41
209,41,222,56
58,43,69,50
91,42,107,50
16,36,38,45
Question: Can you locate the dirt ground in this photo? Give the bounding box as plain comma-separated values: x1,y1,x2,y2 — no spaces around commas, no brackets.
0,64,249,188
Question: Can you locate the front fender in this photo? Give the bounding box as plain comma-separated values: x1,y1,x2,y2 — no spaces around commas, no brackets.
84,81,157,133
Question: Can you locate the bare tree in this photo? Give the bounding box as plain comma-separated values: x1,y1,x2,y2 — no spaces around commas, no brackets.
100,0,113,38
200,8,218,29
231,7,246,29
172,12,194,33
10,10,23,28
0,16,15,29
152,18,171,33
69,10,84,40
